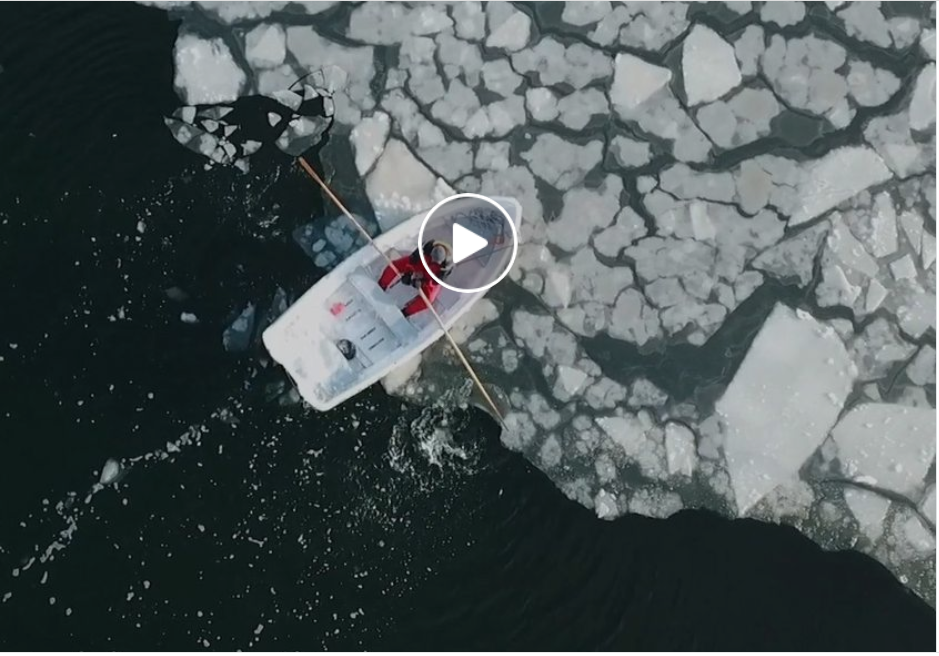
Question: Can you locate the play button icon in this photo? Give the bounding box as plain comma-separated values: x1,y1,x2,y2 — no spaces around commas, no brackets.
417,193,520,294
452,222,489,264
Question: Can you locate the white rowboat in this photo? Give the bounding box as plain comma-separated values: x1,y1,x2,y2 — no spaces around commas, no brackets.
262,196,523,411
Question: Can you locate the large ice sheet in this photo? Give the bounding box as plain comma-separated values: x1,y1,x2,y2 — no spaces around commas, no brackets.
717,305,856,514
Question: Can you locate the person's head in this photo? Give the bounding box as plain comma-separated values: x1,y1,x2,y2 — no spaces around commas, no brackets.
429,242,450,266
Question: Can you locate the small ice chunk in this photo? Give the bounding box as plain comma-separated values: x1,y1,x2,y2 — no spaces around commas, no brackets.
610,53,672,112
99,459,121,485
864,279,888,313
222,303,256,352
837,2,893,48
180,312,199,324
734,25,764,77
177,106,196,124
890,254,917,281
350,112,390,176
609,135,652,168
593,207,647,257
908,63,936,132
832,403,936,497
760,1,805,27
474,142,510,172
697,88,781,149
664,423,697,477
267,112,282,127
682,25,742,105
521,134,603,191
269,89,303,112
844,487,891,542
556,88,609,130
481,59,523,97
276,116,329,156
245,24,286,69
547,175,622,251
556,365,588,396
752,220,830,287
905,346,936,386
562,1,611,26
868,192,898,258
847,60,900,107
760,34,850,122
898,511,935,553
485,2,531,52
452,2,485,41
594,490,620,520
525,87,559,122
173,35,246,105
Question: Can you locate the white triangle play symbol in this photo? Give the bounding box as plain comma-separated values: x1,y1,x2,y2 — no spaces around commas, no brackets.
451,222,489,264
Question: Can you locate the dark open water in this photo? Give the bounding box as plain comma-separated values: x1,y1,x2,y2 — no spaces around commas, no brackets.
0,3,933,650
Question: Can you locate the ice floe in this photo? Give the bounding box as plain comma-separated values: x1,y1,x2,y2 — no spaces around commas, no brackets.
760,1,805,27
350,112,390,177
365,139,452,230
173,35,245,105
717,305,856,514
831,403,935,497
790,147,892,226
760,34,852,126
245,24,286,69
485,2,531,52
682,25,742,106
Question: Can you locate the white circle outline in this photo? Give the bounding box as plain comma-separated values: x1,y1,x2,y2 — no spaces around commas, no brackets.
417,193,519,294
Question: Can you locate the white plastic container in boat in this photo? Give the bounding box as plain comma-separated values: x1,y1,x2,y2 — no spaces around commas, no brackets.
262,196,523,411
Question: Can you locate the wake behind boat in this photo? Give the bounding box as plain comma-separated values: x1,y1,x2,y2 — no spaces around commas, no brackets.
263,196,522,411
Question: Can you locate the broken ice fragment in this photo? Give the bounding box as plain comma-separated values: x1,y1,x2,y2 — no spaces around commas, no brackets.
485,1,531,52
176,106,196,124
350,112,390,177
222,303,256,352
610,53,672,112
173,34,246,105
275,116,330,156
664,423,697,477
844,487,891,542
682,25,741,106
269,89,303,112
908,64,936,132
245,24,286,69
760,1,805,27
100,459,121,485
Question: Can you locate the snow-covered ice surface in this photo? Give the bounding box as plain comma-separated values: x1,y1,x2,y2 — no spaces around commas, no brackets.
152,1,937,604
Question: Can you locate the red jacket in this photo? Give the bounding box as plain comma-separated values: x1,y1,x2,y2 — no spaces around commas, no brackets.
378,249,447,317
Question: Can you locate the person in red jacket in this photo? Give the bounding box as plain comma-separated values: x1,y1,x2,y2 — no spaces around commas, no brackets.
378,240,452,317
